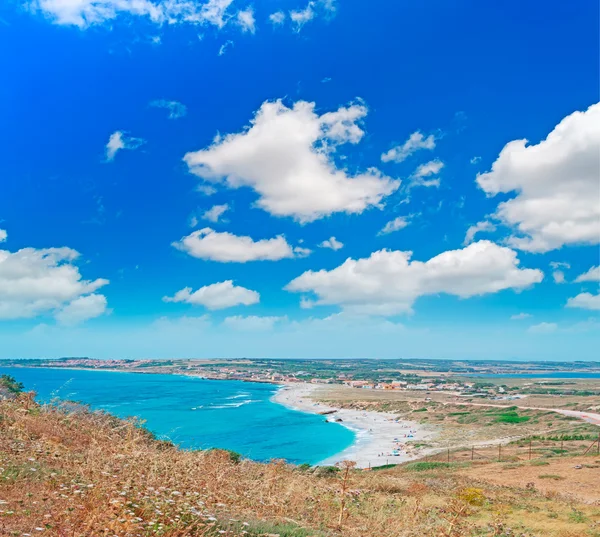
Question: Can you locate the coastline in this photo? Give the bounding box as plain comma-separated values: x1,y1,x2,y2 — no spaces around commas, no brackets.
272,382,434,469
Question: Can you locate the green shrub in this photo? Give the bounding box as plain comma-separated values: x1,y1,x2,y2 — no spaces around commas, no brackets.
371,464,398,471
403,462,452,472
0,375,24,394
494,411,531,424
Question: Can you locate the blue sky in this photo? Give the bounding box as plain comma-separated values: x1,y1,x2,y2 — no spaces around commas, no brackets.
0,0,599,360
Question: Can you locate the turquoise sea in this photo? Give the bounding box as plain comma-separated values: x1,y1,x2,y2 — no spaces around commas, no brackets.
0,367,355,465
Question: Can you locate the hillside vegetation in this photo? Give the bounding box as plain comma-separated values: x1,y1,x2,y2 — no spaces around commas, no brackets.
1,391,598,537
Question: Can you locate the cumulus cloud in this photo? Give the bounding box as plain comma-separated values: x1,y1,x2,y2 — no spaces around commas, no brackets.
30,0,235,29
510,312,532,320
409,159,443,188
550,261,570,283
378,216,410,235
381,131,435,163
477,103,600,253
290,2,314,30
183,99,399,223
55,294,108,325
319,236,343,250
236,7,255,32
150,99,187,119
528,322,558,334
286,240,543,315
566,292,600,311
202,203,229,223
0,246,109,321
464,221,496,245
172,227,303,262
223,315,287,331
197,184,217,196
269,11,285,24
105,130,145,161
164,280,259,310
0,229,6,243
575,266,600,283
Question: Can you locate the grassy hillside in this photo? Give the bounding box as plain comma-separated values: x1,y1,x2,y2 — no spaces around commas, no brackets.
1,392,598,537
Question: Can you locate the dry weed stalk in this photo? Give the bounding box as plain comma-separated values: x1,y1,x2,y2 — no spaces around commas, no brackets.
335,460,356,530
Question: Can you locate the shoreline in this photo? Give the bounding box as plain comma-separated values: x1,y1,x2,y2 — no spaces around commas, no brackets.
272,382,434,469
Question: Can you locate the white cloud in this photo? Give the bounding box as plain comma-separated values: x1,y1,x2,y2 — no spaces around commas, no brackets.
105,130,145,161
381,131,435,163
189,215,199,228
172,227,301,262
566,292,600,311
0,229,6,243
202,203,229,222
290,2,314,30
164,280,259,310
510,312,532,320
55,294,108,325
470,156,481,165
293,246,312,257
574,266,600,283
528,322,558,334
218,40,233,56
464,221,496,245
477,103,600,253
223,315,286,331
0,246,108,321
269,11,285,25
378,216,410,235
236,7,255,32
550,261,570,284
197,184,217,195
410,159,443,188
286,240,543,315
183,99,399,223
150,99,187,119
319,236,343,250
31,0,235,29
199,0,234,28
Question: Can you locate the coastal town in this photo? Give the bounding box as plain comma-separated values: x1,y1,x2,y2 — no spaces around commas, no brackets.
5,357,600,401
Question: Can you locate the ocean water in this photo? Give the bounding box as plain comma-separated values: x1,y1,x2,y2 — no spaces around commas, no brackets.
0,367,355,465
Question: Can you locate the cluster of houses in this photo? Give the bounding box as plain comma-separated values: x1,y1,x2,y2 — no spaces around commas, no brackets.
200,368,479,394
341,379,474,392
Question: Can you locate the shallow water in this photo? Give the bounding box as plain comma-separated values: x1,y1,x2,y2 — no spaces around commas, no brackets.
0,367,355,465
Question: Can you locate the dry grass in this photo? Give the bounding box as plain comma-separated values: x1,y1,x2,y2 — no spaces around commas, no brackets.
315,386,600,450
1,394,597,537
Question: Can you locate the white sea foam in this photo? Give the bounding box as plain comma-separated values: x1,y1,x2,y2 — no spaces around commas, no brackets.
206,399,258,409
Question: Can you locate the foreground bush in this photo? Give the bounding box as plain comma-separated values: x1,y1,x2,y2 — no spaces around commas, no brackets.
0,395,595,537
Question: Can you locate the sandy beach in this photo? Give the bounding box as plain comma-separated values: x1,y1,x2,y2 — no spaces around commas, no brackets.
272,383,434,469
